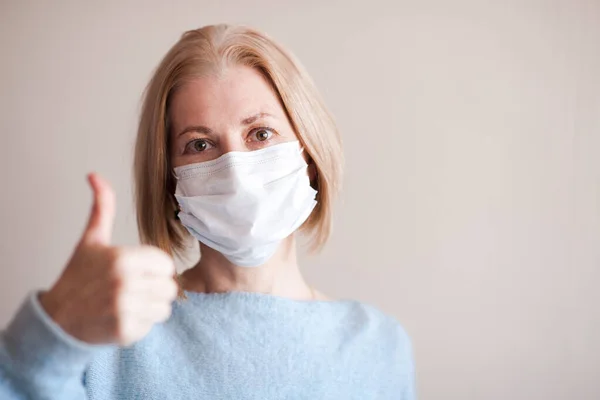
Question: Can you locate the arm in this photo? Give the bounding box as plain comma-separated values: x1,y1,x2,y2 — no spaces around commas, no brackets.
0,293,105,400
1,174,176,399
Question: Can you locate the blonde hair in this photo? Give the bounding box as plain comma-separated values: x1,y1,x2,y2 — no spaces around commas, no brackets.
134,24,343,260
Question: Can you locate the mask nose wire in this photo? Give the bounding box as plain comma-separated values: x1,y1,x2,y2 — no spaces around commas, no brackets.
173,141,305,179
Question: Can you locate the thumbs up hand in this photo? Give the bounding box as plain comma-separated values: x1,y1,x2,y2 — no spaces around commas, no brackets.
39,173,178,346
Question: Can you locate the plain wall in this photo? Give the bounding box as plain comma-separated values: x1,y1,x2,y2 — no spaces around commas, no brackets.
1,1,599,399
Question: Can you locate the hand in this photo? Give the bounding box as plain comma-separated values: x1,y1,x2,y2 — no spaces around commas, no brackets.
39,173,178,346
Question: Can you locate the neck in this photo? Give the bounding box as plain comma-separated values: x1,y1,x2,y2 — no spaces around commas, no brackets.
180,235,314,300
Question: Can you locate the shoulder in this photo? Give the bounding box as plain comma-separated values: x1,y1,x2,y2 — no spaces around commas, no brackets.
333,299,412,355
332,300,414,387
342,300,410,334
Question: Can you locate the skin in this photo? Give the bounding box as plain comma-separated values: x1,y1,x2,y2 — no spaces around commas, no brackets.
170,65,318,301
40,174,177,345
40,65,322,346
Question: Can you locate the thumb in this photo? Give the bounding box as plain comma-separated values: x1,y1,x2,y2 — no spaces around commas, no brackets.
81,172,116,246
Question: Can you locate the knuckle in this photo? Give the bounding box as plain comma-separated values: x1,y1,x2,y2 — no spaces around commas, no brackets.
106,247,126,275
106,246,122,265
149,247,175,273
107,270,125,295
108,294,124,323
114,313,134,345
107,247,133,279
163,254,176,270
166,280,179,300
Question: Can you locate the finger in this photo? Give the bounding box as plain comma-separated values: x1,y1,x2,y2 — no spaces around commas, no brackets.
116,246,176,277
115,315,155,346
122,275,179,303
118,294,173,325
82,173,116,246
140,301,173,324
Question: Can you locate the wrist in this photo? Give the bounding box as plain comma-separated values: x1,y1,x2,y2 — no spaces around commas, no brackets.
38,289,74,337
39,291,57,316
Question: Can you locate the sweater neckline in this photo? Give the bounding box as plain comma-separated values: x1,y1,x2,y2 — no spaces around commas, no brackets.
181,289,353,308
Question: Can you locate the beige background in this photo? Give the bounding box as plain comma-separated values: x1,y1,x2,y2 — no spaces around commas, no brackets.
1,0,599,399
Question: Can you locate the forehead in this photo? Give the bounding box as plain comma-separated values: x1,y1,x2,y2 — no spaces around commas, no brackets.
169,66,285,128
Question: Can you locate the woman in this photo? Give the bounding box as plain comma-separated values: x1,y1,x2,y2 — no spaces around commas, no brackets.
0,24,415,399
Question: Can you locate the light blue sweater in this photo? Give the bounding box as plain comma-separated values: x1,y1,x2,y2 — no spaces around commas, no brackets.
1,291,415,399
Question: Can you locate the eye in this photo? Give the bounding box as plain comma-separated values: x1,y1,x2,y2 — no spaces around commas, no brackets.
250,128,274,142
184,138,213,154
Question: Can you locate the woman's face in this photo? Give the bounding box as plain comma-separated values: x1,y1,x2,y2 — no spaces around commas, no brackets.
169,65,298,168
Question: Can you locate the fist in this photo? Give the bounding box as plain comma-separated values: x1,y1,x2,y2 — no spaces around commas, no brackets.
40,173,178,346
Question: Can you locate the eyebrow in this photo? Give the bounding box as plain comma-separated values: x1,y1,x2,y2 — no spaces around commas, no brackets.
176,112,274,138
241,112,273,125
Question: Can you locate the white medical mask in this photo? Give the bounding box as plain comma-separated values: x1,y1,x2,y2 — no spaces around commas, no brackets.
173,140,317,267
